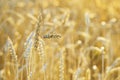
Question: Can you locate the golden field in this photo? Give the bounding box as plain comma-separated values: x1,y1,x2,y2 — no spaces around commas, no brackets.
0,0,120,80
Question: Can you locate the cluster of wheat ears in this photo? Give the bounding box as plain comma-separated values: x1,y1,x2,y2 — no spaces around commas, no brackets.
0,0,120,80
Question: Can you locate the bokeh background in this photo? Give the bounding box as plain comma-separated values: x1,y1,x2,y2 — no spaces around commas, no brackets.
0,0,120,80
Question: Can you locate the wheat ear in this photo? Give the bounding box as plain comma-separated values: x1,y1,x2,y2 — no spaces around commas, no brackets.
7,37,18,80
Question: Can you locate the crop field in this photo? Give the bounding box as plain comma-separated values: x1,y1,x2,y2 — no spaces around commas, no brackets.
0,0,120,80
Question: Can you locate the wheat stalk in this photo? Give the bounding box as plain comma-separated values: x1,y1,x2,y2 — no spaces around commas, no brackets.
74,68,81,80
59,48,65,80
33,13,47,80
101,47,105,80
86,68,91,80
7,37,18,80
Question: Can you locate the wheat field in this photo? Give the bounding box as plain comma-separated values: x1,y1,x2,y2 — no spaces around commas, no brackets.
0,0,120,80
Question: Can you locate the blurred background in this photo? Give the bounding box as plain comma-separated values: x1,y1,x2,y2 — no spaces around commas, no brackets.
0,0,120,80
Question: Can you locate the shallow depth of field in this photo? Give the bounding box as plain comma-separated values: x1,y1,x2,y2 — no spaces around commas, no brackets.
0,0,120,80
